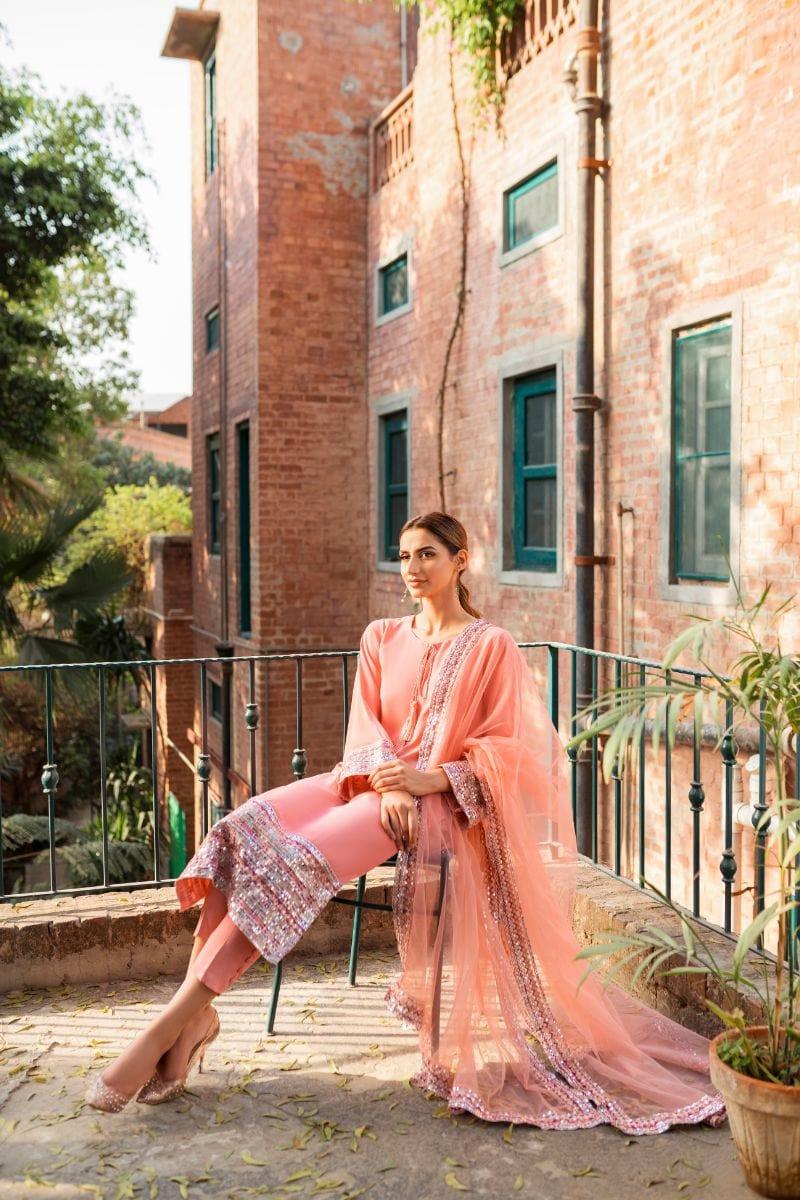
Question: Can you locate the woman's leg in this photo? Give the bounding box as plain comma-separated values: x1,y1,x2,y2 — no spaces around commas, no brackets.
96,969,218,1098
111,777,395,1097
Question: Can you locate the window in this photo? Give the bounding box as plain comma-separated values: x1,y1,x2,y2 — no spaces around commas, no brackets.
207,432,221,554
204,49,218,176
237,422,251,634
504,160,558,253
513,369,557,571
381,410,408,561
672,319,732,582
205,306,220,353
378,253,409,318
209,679,222,722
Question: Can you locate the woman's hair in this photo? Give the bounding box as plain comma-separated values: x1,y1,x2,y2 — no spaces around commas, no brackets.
398,511,483,619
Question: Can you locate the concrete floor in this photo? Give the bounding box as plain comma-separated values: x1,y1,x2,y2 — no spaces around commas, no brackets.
0,949,754,1200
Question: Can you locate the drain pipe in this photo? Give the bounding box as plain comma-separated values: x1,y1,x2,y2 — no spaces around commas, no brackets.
568,0,608,854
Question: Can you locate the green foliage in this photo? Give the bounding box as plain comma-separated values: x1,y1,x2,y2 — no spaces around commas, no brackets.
57,481,192,603
570,563,800,1085
1,813,76,854
400,0,521,117
92,433,192,494
2,740,161,890
0,55,150,492
0,498,134,663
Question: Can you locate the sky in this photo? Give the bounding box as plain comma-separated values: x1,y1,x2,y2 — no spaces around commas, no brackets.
1,0,193,398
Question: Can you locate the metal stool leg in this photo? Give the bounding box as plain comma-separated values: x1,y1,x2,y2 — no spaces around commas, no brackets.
431,851,450,1058
266,959,283,1034
348,873,367,986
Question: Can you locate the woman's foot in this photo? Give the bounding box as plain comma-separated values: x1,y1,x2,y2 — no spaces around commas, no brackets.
84,1026,168,1112
136,1005,219,1104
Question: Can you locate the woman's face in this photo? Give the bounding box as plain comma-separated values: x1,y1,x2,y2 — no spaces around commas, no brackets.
398,528,466,604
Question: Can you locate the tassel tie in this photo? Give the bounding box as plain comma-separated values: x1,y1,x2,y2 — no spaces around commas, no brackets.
398,642,440,746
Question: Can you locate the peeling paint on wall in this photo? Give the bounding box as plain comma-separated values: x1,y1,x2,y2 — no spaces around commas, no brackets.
340,75,360,95
331,109,355,131
286,132,368,199
278,30,303,54
352,21,394,49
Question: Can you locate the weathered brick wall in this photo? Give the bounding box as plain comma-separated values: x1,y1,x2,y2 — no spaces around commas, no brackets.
186,0,401,801
366,0,799,915
369,1,799,643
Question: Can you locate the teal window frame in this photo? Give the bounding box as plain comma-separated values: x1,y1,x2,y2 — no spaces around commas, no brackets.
504,160,558,253
672,319,732,583
512,369,557,572
204,48,218,177
237,421,251,635
207,432,221,555
381,410,408,561
209,679,222,722
378,254,409,317
205,307,220,353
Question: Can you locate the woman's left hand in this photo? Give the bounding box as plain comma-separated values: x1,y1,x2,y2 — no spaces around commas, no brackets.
368,760,448,797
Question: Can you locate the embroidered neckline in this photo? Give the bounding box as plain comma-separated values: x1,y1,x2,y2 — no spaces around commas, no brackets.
407,613,481,646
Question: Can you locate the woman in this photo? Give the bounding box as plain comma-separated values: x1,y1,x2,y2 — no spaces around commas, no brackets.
86,512,726,1133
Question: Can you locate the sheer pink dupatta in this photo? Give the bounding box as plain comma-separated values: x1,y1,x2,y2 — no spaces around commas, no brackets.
339,619,726,1133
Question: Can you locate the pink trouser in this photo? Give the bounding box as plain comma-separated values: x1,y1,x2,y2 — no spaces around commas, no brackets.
189,775,397,995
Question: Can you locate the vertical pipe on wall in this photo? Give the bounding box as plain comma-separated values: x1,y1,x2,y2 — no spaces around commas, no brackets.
572,0,603,854
217,117,230,644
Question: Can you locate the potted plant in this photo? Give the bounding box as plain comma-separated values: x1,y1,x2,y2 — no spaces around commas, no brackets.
567,575,800,1199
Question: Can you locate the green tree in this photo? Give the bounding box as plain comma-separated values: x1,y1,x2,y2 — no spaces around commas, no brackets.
58,481,192,604
0,54,150,507
0,497,134,664
92,433,192,494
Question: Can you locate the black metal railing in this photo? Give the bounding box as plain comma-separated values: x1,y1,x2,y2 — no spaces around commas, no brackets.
1,641,796,964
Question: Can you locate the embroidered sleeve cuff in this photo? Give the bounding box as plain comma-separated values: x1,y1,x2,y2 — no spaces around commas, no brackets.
440,759,485,827
335,738,396,801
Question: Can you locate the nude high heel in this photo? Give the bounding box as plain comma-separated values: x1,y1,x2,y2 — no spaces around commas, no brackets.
84,1068,159,1113
136,1006,220,1105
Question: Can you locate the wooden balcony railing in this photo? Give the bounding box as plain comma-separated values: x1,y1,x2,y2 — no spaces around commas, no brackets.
372,84,414,191
498,0,581,80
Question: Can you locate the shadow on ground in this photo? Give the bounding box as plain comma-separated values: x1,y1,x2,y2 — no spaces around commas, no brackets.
0,950,751,1199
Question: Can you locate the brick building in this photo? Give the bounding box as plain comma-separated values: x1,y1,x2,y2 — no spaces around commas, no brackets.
158,0,799,920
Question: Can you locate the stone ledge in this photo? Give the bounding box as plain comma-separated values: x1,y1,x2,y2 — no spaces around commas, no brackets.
573,860,769,1039
2,862,765,1037
0,868,396,991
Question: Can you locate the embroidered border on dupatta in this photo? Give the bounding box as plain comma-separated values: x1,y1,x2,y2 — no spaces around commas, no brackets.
175,795,341,964
385,618,726,1134
440,759,485,827
477,788,727,1132
390,618,491,964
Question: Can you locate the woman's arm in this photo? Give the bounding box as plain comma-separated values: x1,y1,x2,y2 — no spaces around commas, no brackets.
334,621,396,801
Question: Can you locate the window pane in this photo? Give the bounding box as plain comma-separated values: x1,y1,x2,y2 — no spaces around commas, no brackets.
388,426,407,485
702,459,730,563
507,163,558,250
676,458,730,578
206,309,220,352
388,493,407,553
673,321,731,580
676,324,731,456
525,389,555,466
380,255,408,314
525,476,556,550
238,423,251,634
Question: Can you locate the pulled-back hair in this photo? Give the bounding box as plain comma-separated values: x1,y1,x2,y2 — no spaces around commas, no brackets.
398,511,482,618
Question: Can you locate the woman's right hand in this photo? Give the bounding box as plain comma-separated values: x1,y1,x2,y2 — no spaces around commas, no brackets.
379,789,418,853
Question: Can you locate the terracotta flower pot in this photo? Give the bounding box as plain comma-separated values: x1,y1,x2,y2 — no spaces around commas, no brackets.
709,1026,800,1199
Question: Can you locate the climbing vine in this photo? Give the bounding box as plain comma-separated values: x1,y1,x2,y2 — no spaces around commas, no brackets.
393,2,523,505
399,0,521,118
